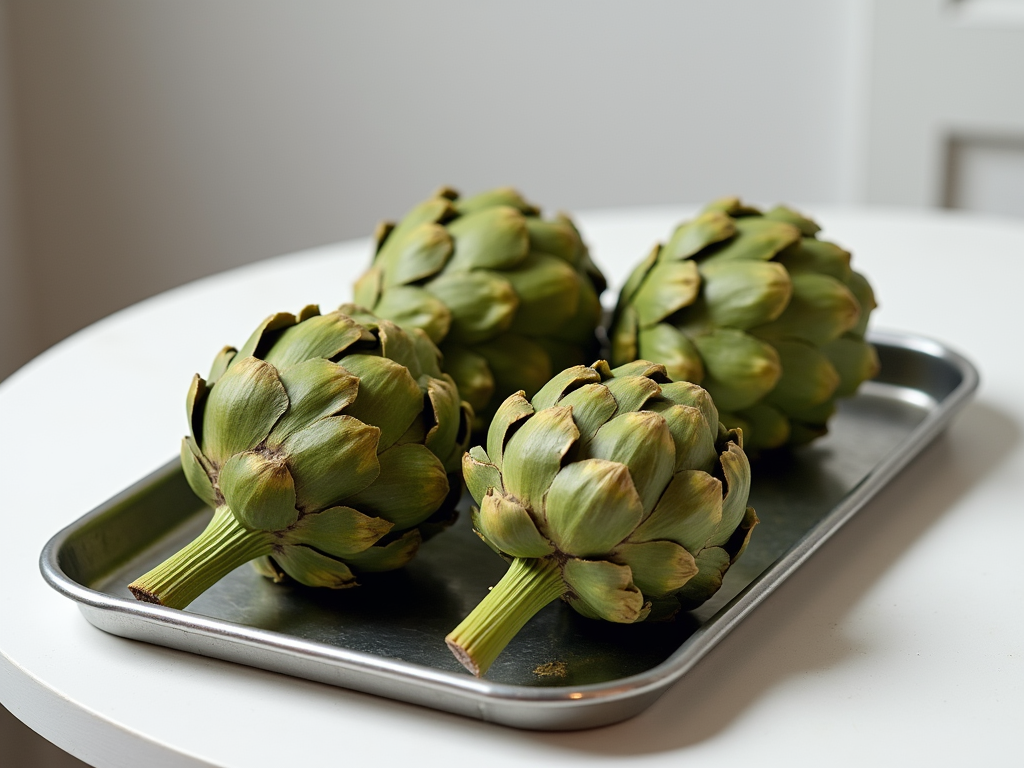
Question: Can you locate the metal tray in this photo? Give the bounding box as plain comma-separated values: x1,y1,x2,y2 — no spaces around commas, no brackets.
40,330,978,731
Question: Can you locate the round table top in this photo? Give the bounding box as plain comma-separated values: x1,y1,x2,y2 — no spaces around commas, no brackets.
2,205,1021,767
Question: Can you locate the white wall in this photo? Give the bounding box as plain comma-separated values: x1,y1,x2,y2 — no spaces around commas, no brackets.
863,0,1024,206
3,0,865,371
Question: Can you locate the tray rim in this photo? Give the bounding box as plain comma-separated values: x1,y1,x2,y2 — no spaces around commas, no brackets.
38,329,980,727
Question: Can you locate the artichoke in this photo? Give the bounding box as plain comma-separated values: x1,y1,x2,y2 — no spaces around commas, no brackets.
445,360,756,676
128,305,471,609
611,197,878,450
353,186,606,431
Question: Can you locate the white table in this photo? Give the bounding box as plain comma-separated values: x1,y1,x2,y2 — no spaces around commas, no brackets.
2,207,1021,767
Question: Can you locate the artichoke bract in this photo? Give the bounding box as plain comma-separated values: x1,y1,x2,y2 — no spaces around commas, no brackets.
611,198,879,450
446,360,756,677
353,186,607,431
128,305,471,610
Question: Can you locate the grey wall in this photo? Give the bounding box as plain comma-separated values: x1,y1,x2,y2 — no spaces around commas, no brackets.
1,0,865,381
863,0,1024,208
0,1,35,380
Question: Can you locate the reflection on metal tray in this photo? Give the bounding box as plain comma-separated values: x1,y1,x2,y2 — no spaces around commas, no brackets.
40,330,978,730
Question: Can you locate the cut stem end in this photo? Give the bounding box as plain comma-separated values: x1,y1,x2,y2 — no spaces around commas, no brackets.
445,557,566,677
128,506,275,610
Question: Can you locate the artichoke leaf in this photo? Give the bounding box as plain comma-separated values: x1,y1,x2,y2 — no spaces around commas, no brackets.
637,324,705,385
273,544,358,589
374,319,425,380
263,312,371,370
549,271,602,347
478,490,554,558
660,210,737,262
287,505,392,558
186,373,208,445
611,540,698,598
525,217,581,263
603,374,661,416
822,336,880,397
674,547,731,610
343,529,422,573
201,357,289,465
763,340,840,413
655,381,719,436
609,304,640,370
700,260,792,330
775,237,850,280
763,205,821,237
632,469,723,553
701,196,762,217
219,451,299,532
618,245,659,306
708,440,752,547
501,406,579,511
693,329,781,412
374,285,451,344
557,383,618,446
843,270,877,339
584,411,675,515
251,555,286,582
463,446,502,505
632,259,701,328
446,206,531,272
486,391,534,470
505,253,582,333
608,360,668,380
426,270,518,344
422,375,461,459
181,436,218,509
544,459,643,557
378,197,454,249
207,346,237,385
442,345,494,414
530,364,601,410
338,354,423,450
734,402,791,450
563,558,645,624
377,222,453,288
701,217,801,263
453,187,537,216
353,266,383,309
752,272,860,346
234,311,299,362
646,403,717,473
282,415,380,512
473,334,553,404
343,443,449,530
728,506,759,563
268,358,359,445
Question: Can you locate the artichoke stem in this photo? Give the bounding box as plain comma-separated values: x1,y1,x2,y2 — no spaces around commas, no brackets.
129,506,275,610
446,557,566,677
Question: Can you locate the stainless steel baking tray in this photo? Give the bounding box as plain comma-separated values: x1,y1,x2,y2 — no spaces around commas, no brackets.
40,330,978,730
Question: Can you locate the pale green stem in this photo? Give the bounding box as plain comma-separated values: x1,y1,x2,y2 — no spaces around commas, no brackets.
445,557,567,677
129,506,275,610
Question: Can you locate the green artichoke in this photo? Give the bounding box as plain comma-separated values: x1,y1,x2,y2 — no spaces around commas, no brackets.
445,360,756,676
611,198,879,450
129,305,471,610
353,186,606,431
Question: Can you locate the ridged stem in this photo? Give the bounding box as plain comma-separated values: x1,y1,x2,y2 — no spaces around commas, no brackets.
446,557,567,677
129,506,275,610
